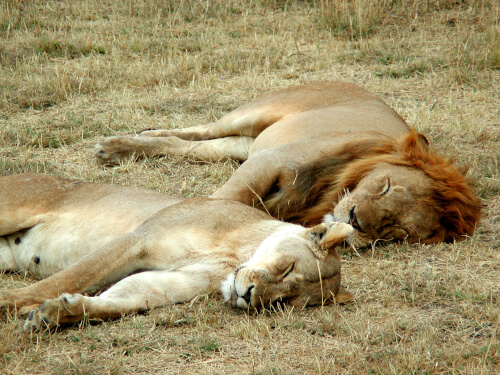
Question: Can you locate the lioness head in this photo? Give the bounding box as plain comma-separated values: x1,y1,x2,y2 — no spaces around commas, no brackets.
221,222,354,309
329,131,482,248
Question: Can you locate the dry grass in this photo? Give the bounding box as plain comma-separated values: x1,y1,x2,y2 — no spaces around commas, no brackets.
0,0,499,373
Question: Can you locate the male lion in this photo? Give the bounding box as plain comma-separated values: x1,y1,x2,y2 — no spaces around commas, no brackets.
94,82,481,248
0,173,353,330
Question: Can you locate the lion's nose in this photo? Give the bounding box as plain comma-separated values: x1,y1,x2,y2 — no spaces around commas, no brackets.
240,285,254,305
349,205,365,233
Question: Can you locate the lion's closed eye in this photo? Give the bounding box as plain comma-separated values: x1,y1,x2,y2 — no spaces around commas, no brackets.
380,177,391,196
280,262,295,279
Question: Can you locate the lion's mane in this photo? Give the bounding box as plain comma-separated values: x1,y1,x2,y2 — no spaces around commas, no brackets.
263,130,481,243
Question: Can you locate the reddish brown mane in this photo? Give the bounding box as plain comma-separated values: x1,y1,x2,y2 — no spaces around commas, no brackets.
263,134,399,224
264,130,481,242
394,130,481,243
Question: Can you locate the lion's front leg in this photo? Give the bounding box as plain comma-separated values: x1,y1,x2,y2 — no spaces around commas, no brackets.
210,148,283,205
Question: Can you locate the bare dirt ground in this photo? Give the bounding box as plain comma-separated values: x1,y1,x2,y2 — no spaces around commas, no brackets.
0,1,499,374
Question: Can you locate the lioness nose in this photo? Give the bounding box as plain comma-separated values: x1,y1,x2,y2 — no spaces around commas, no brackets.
241,285,254,305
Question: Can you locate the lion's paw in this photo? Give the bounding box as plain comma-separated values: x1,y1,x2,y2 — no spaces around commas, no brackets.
23,293,85,331
94,136,138,166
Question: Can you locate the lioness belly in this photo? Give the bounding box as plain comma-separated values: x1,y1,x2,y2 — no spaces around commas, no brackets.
3,204,165,278
5,221,125,278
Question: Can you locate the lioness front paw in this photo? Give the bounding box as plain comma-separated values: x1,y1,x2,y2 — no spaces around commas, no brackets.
94,136,139,166
328,222,354,240
23,293,86,331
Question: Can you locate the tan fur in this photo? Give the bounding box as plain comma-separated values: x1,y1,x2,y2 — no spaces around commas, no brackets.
0,173,353,330
94,82,481,247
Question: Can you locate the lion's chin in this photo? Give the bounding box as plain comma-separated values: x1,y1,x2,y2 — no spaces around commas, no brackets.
322,213,336,224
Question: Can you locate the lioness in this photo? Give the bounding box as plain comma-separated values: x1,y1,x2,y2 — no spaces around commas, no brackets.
0,173,353,330
95,82,481,248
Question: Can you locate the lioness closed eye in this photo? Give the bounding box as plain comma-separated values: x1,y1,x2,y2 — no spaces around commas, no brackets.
0,173,353,331
95,81,481,248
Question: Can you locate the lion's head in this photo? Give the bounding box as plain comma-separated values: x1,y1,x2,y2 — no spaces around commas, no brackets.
264,130,481,248
221,222,354,309
327,131,482,248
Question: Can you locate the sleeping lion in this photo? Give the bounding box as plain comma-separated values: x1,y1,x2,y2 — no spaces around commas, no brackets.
95,81,481,248
0,173,353,330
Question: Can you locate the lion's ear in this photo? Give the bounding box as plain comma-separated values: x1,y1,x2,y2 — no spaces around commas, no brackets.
404,130,431,151
303,223,353,256
417,133,430,147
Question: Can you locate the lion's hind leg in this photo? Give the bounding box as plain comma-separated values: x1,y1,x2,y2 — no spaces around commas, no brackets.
24,266,218,330
139,106,279,140
95,135,254,165
139,123,216,140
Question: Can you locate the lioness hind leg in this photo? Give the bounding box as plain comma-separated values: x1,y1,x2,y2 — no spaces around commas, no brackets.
23,267,217,330
95,135,254,165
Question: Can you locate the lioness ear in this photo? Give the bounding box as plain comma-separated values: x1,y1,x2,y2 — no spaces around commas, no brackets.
303,223,353,256
304,223,329,242
333,286,354,304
